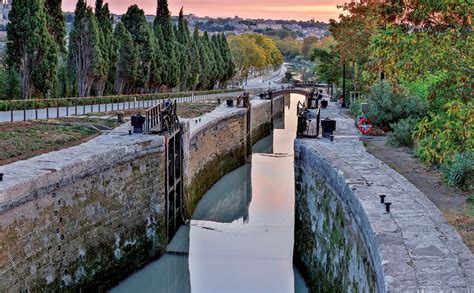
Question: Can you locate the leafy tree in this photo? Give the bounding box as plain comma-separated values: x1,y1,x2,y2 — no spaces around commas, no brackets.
6,0,59,99
227,33,283,83
113,22,139,94
68,0,104,97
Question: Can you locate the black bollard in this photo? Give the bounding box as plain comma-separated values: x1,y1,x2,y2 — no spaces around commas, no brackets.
379,194,386,204
385,202,392,213
0,173,3,181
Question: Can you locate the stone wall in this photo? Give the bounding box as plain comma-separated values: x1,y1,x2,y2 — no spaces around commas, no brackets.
250,100,271,143
294,143,379,292
0,128,167,292
184,106,248,216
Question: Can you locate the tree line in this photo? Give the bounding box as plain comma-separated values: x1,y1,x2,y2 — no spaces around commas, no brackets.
227,33,283,83
2,0,235,100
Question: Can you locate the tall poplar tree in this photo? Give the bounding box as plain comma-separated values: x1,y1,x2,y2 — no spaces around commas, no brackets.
6,0,59,99
69,0,104,97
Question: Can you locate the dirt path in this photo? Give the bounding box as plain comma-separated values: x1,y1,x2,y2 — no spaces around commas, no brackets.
365,137,473,252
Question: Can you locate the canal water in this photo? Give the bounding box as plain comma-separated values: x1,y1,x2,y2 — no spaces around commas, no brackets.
112,94,308,292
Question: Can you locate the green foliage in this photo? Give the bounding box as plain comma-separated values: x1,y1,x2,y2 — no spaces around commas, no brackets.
387,117,419,148
414,100,473,165
227,33,283,82
68,0,104,97
441,151,474,191
366,81,428,128
113,22,140,94
6,0,59,99
0,67,21,100
45,0,67,53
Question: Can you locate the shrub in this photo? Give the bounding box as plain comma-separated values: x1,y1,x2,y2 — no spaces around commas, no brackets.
366,81,428,128
387,117,419,148
441,151,474,191
414,100,474,165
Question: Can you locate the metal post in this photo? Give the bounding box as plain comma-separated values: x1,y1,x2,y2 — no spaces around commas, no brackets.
342,64,347,108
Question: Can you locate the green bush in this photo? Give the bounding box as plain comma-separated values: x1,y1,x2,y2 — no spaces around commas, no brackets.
366,81,428,128
387,117,419,148
414,100,473,165
441,151,474,191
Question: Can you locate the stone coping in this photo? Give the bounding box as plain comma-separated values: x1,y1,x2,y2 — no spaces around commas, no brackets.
296,103,473,291
188,103,247,137
0,124,164,212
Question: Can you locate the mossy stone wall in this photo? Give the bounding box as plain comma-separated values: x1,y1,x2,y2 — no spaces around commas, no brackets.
294,143,379,293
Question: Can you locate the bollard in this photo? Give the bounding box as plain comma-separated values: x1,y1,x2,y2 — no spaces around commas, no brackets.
385,202,392,213
128,130,132,135
379,194,386,204
0,173,3,181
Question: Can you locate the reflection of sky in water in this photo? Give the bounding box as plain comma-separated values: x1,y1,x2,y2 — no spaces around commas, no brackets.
111,95,308,292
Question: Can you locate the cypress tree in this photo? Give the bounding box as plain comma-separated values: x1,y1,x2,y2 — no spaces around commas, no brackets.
220,33,235,83
189,27,202,90
154,0,179,89
45,0,66,53
94,0,114,95
6,0,59,99
113,22,139,94
176,8,191,91
202,31,217,88
123,5,160,92
69,0,104,97
211,34,225,87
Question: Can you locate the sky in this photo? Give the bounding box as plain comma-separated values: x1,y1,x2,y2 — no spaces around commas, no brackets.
62,0,347,22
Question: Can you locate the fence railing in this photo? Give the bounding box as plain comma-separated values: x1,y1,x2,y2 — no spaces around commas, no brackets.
145,100,180,134
0,89,243,123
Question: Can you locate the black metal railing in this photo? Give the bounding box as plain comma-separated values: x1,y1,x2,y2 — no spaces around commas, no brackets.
297,100,320,138
145,100,180,134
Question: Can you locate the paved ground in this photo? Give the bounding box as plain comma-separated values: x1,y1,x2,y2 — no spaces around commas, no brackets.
297,102,474,291
365,137,474,252
243,64,288,90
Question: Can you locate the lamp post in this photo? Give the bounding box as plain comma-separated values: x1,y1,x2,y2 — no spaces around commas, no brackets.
342,63,347,108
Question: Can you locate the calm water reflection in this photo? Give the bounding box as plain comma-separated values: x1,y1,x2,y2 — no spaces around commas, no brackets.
112,94,308,292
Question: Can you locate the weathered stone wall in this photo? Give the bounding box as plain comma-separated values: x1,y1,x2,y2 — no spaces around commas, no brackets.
0,129,167,292
184,106,248,216
294,143,379,292
250,100,271,143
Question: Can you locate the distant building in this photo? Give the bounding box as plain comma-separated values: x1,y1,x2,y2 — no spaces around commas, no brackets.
256,22,282,30
0,0,11,29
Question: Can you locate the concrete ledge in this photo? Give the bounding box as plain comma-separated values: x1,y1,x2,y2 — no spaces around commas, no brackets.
294,103,473,292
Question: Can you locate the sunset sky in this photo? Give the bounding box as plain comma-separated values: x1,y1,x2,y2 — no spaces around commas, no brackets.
62,0,347,22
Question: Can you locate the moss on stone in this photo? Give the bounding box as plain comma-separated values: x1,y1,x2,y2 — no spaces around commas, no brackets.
185,146,246,217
